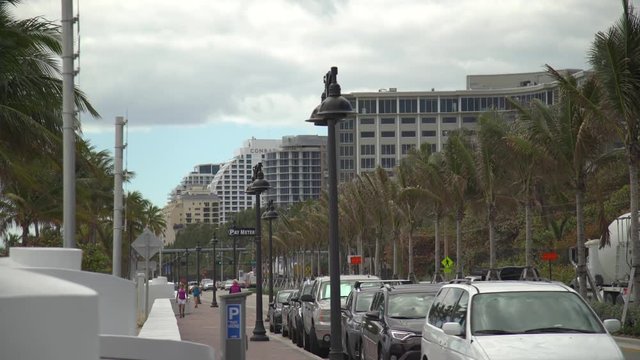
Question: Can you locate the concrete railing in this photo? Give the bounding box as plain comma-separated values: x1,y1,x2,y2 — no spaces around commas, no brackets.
138,298,181,340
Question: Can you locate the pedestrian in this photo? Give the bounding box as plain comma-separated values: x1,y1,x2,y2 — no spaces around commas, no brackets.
192,283,201,307
229,279,241,294
176,283,188,318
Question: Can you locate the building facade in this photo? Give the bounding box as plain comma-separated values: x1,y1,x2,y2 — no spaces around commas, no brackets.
263,135,328,207
336,69,583,181
208,138,281,223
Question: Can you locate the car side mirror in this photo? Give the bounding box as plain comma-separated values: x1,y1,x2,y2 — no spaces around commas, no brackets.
300,294,314,302
603,319,621,333
442,322,464,336
365,310,380,320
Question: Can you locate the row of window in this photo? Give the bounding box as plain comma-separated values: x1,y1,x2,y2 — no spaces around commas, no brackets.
265,151,322,160
263,159,322,166
358,116,476,125
359,129,459,138
356,92,553,114
265,173,322,180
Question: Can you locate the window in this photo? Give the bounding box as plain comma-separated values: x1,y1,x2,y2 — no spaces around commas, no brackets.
399,98,417,113
463,116,477,123
379,99,397,113
401,117,416,124
360,118,375,125
381,117,395,125
401,131,416,137
359,99,377,114
422,142,437,153
422,117,436,124
381,144,395,155
381,158,396,168
340,146,354,157
361,144,376,155
340,159,354,170
381,131,395,137
442,117,457,124
361,158,375,169
401,144,415,154
440,98,458,112
340,119,354,130
422,130,436,137
420,98,438,113
361,131,375,138
340,133,354,143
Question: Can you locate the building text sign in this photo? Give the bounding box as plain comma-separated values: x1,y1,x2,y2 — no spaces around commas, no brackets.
228,227,256,237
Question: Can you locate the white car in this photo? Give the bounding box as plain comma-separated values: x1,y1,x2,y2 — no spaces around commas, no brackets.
224,279,234,290
421,281,623,360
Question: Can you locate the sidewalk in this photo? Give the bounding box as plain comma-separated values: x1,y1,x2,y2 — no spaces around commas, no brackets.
177,290,322,360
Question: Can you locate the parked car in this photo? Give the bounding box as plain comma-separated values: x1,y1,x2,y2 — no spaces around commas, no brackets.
187,281,198,293
300,274,379,357
292,280,315,348
282,289,299,338
421,281,623,360
360,283,442,360
201,278,214,291
340,284,378,360
224,279,234,290
268,289,296,333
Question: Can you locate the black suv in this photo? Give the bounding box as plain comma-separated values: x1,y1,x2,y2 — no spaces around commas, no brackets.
360,283,442,360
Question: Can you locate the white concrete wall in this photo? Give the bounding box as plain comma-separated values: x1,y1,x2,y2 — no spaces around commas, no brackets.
10,247,82,270
138,298,181,340
101,334,215,360
27,267,137,335
0,267,100,360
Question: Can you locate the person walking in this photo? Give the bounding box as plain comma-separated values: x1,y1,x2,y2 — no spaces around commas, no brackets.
192,283,201,308
176,283,188,318
229,279,241,294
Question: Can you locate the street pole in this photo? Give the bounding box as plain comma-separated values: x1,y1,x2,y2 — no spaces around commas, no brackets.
211,234,219,307
196,242,201,285
62,0,76,248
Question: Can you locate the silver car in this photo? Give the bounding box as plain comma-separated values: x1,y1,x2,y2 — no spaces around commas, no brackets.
421,281,623,360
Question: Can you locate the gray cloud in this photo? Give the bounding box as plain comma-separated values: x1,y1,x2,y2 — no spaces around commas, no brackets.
14,0,624,130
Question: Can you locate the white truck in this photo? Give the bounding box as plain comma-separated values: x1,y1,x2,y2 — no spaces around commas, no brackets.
583,212,635,304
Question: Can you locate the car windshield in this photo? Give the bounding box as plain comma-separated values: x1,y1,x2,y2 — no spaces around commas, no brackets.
470,291,605,335
320,281,359,299
355,292,375,312
277,291,292,303
387,293,435,318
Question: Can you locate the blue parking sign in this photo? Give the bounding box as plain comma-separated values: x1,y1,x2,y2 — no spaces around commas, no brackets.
226,304,241,339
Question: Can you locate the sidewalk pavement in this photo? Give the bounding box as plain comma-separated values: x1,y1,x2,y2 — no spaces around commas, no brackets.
177,290,322,360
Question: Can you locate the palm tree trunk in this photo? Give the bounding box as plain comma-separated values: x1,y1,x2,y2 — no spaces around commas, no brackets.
434,213,441,277
374,228,381,277
576,188,588,298
392,230,398,278
489,203,496,270
525,199,533,267
408,225,414,276
629,156,640,304
358,233,364,275
456,208,463,278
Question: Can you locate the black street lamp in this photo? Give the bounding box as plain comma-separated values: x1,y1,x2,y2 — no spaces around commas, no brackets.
184,249,189,283
306,66,355,360
246,163,270,342
195,242,202,285
262,200,279,305
210,232,219,307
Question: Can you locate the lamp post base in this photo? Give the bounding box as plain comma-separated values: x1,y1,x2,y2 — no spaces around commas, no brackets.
210,288,218,307
250,325,269,341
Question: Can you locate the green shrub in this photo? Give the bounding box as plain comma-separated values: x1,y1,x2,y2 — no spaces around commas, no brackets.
589,300,640,336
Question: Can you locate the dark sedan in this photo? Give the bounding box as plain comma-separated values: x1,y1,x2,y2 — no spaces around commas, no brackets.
281,289,298,337
341,286,377,360
268,289,296,333
361,284,442,360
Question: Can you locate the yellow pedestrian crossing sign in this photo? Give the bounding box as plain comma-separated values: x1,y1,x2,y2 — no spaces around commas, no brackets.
441,256,454,270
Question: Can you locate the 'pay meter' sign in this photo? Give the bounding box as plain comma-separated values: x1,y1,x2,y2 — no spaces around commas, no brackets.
226,304,241,339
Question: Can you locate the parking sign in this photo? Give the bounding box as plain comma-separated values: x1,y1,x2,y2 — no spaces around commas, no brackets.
226,304,241,339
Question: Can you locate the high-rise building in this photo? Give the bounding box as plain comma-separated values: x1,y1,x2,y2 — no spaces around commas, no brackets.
263,135,328,207
208,138,281,223
337,69,584,181
163,163,221,245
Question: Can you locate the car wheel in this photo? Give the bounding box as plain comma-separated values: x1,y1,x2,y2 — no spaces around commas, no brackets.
296,328,303,347
269,321,274,333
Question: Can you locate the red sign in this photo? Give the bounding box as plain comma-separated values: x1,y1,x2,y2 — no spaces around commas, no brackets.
348,255,362,265
541,252,558,261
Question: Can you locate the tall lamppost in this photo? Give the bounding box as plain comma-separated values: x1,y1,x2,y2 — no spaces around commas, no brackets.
262,200,279,305
184,249,190,283
210,232,219,307
195,242,202,285
306,66,355,360
246,163,270,341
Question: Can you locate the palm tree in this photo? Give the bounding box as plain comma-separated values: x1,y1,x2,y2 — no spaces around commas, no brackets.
589,0,640,303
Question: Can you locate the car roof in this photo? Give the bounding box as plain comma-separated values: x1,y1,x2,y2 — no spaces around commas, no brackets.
381,283,443,294
445,280,573,294
314,275,381,282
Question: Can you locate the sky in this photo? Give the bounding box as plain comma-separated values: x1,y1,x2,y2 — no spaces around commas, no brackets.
12,0,626,208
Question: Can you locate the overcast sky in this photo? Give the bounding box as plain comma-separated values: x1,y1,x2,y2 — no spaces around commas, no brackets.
13,0,626,207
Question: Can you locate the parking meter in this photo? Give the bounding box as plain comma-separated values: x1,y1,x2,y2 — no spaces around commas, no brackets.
218,292,252,360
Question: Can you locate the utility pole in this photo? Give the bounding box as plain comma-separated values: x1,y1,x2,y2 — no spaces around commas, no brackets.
113,116,125,276
62,0,76,248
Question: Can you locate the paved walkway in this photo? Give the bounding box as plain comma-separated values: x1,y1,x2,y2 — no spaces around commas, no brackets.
177,290,321,360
